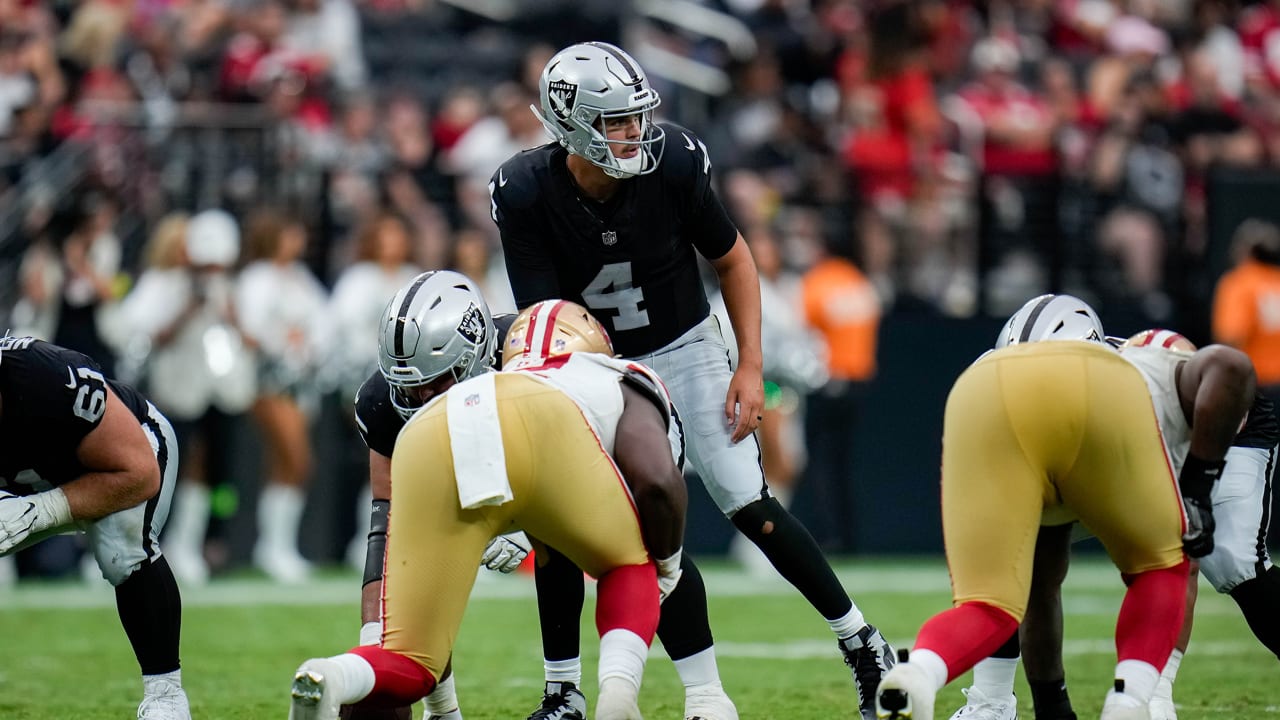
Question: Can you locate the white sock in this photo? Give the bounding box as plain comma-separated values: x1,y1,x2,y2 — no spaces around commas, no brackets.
597,629,649,690
329,652,377,704
909,649,950,692
1106,659,1159,707
544,656,582,685
424,673,460,714
1159,648,1182,684
142,669,182,694
167,482,210,555
258,482,305,556
672,646,723,690
971,656,1018,699
828,606,867,641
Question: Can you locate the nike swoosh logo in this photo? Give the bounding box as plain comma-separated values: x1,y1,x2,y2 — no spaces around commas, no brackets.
498,169,508,187
64,367,76,389
683,133,695,151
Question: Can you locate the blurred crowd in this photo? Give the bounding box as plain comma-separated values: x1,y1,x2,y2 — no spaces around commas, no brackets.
5,0,1280,578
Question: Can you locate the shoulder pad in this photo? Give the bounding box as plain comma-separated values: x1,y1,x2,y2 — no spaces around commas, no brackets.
492,146,553,212
619,361,673,430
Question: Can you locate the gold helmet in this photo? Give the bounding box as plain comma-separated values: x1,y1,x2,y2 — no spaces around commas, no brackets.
1121,328,1197,353
502,300,614,369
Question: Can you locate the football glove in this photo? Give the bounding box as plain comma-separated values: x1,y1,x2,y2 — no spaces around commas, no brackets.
0,487,72,555
1179,455,1224,559
656,549,683,603
481,531,531,573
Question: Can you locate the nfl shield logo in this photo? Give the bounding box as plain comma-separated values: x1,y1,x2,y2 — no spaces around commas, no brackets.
601,230,617,246
548,80,579,121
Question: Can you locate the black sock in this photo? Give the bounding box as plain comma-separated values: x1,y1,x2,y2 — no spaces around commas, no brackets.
115,556,182,675
731,497,852,620
534,547,584,662
656,553,714,661
1229,565,1280,659
1029,678,1076,720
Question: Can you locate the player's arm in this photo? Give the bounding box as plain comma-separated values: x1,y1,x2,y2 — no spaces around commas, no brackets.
1175,344,1256,557
491,165,559,307
360,448,392,627
613,383,687,559
709,234,765,443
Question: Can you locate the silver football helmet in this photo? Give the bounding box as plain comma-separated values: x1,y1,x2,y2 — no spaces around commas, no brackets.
377,270,497,420
995,294,1105,348
532,41,665,178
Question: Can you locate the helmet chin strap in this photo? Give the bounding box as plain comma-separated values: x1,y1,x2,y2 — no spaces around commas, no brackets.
603,152,645,178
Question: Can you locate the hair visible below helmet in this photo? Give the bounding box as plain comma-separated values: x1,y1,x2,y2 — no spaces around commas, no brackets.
377,271,497,420
502,300,614,369
532,41,665,178
995,294,1106,348
1121,328,1197,352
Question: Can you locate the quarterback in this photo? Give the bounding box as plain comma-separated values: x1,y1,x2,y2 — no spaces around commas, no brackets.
493,40,893,720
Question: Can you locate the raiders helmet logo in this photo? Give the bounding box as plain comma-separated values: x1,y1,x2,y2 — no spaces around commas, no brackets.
456,303,486,344
548,80,579,121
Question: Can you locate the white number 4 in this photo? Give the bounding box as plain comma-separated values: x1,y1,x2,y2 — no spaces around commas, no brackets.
70,367,107,423
583,262,650,331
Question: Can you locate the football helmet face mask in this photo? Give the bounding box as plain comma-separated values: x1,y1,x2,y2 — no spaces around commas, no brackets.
532,42,665,179
995,294,1106,348
502,300,614,369
377,271,497,420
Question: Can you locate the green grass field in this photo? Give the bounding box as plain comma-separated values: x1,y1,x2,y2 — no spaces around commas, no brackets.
0,557,1273,719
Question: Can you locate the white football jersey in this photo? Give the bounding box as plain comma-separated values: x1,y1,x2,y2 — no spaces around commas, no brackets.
512,352,684,467
1120,345,1191,472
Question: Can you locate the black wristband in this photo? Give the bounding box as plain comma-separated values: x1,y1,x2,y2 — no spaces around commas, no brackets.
1179,455,1225,499
361,498,390,587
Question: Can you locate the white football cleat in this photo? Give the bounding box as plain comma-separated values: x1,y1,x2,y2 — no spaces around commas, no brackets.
684,683,739,720
595,677,642,720
136,683,191,720
1099,705,1150,720
875,663,935,719
948,687,1017,719
289,658,345,720
1147,696,1177,720
254,545,312,584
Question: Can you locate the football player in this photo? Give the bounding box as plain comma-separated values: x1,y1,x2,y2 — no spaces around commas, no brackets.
875,295,1255,720
288,297,691,720
346,272,719,720
0,335,190,719
491,40,894,720
946,326,1280,720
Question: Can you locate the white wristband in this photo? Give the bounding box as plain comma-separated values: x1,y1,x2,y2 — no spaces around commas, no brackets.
31,487,72,534
359,621,382,646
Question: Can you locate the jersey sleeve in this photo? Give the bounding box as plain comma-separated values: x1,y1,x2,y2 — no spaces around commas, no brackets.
491,159,561,308
662,124,739,261
353,372,404,457
27,343,110,444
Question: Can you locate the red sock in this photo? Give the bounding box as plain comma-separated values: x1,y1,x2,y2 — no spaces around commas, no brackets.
1117,559,1189,667
595,562,660,641
348,645,437,708
914,601,1020,683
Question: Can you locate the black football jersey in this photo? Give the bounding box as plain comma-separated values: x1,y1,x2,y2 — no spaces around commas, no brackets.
0,337,151,495
1235,392,1280,450
493,123,739,357
354,313,517,456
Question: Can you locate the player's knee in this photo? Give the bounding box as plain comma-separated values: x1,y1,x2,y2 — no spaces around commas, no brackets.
100,555,147,586
730,497,783,537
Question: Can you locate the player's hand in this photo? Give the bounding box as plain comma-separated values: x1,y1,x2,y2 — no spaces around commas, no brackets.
1182,494,1216,558
0,491,38,555
655,550,683,603
481,531,531,573
724,364,765,444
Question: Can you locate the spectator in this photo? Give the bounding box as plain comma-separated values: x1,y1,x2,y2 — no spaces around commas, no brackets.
799,214,881,553
1213,218,1280,406
381,93,455,267
281,0,367,94
235,207,329,583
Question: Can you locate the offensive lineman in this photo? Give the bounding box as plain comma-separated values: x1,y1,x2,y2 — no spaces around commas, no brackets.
0,336,190,719
288,296,691,720
875,295,1255,720
491,40,894,720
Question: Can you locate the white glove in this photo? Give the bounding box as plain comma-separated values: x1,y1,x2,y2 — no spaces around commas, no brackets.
481,531,531,573
656,549,683,603
0,488,72,555
359,621,382,646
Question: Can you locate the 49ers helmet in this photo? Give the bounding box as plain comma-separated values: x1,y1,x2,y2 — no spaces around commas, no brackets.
1121,328,1197,353
502,300,614,369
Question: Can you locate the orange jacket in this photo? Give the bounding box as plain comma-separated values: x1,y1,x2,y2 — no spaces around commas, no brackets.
1213,258,1280,385
801,258,880,382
